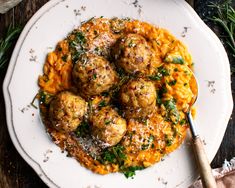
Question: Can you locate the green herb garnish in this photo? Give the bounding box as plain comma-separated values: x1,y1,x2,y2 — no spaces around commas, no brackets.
148,75,161,81
209,0,235,55
75,31,86,44
164,99,180,124
39,91,53,106
93,73,97,79
76,121,89,137
149,66,169,81
98,100,106,107
68,31,87,63
174,68,178,72
164,55,185,65
141,135,154,150
101,145,126,164
172,56,184,64
0,25,22,69
156,84,168,105
168,80,177,86
105,120,111,125
61,54,68,62
101,92,109,97
165,134,174,146
180,119,186,125
122,166,145,179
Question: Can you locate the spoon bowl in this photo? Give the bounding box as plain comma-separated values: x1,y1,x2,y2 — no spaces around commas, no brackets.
186,70,217,188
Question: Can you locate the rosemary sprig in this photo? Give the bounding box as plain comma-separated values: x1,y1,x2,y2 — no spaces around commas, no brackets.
0,25,22,69
209,0,235,56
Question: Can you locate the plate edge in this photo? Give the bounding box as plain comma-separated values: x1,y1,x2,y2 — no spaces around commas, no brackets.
2,0,233,188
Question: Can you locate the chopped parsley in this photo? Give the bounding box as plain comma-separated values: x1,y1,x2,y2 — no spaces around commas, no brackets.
180,119,186,125
165,135,173,147
92,73,97,79
68,31,87,63
94,47,104,56
98,100,106,107
39,91,53,106
148,75,161,81
164,55,185,65
163,99,180,124
172,57,184,64
75,121,90,137
122,166,145,178
75,31,86,44
159,84,167,96
166,138,173,146
105,120,112,125
101,145,126,164
101,92,109,97
102,150,116,163
156,84,168,105
149,66,169,81
61,54,68,62
141,135,155,150
168,80,177,86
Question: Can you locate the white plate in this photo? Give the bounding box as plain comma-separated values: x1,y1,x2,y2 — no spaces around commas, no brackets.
3,0,233,187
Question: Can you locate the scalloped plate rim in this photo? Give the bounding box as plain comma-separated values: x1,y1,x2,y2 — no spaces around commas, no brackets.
3,0,233,188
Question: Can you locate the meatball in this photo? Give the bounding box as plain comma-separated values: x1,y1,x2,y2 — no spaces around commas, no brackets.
72,53,118,96
113,33,160,75
90,106,127,147
49,91,87,132
120,78,156,118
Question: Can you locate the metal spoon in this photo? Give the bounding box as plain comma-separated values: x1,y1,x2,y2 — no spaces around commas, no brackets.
187,71,217,188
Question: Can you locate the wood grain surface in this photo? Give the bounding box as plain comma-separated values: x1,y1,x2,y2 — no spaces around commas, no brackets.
0,0,234,187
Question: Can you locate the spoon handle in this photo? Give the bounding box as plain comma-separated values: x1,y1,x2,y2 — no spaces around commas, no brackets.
192,136,217,188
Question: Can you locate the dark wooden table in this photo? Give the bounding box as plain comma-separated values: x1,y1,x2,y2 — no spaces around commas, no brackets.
0,0,234,187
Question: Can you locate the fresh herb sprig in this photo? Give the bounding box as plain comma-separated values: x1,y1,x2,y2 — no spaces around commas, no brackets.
101,144,126,164
209,0,235,55
122,166,144,178
0,25,22,69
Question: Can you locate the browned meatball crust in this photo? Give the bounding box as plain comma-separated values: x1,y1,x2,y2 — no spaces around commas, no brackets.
113,33,160,75
90,106,127,147
72,53,118,96
120,78,157,118
49,91,87,132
